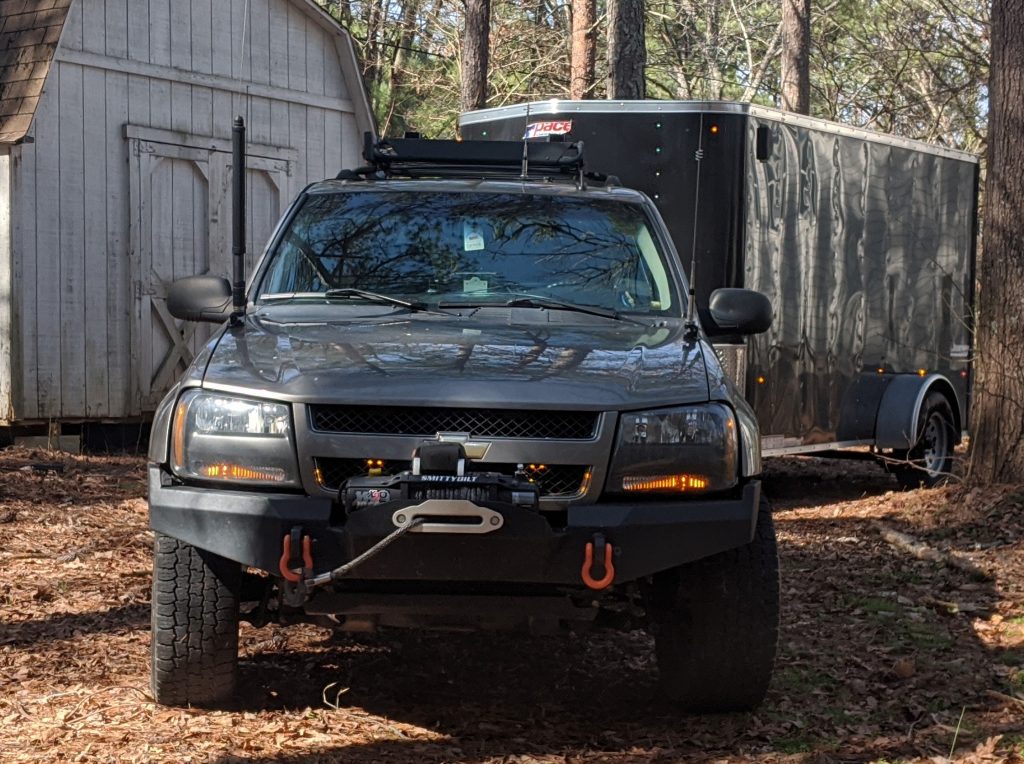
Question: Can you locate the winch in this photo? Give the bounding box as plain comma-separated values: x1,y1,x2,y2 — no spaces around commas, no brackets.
340,441,540,518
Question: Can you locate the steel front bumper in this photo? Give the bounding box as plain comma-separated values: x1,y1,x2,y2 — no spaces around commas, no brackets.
148,467,760,585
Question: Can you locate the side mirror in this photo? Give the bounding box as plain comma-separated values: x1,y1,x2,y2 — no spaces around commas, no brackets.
706,288,773,336
166,276,233,323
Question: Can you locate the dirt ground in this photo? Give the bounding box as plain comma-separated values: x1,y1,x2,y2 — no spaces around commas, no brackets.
1,449,1023,763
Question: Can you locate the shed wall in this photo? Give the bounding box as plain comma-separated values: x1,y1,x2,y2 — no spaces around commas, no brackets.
0,148,11,421
9,0,367,420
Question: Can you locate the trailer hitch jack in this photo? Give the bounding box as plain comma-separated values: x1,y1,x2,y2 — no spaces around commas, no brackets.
581,533,615,590
279,528,313,583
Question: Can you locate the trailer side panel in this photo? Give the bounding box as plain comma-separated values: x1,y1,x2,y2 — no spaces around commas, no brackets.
743,117,975,446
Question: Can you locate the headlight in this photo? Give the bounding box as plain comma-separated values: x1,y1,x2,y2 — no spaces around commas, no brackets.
170,390,300,486
607,404,738,494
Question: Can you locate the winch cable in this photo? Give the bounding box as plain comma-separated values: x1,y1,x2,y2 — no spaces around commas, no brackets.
306,517,425,588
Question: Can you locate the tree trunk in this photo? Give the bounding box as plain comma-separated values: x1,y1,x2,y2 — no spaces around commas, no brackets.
606,0,645,99
570,0,597,99
969,0,1024,483
781,0,810,113
382,0,421,135
460,0,491,112
361,0,385,88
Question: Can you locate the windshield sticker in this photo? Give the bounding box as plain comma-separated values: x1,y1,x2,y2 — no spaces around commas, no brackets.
463,222,485,251
524,120,573,139
463,276,488,294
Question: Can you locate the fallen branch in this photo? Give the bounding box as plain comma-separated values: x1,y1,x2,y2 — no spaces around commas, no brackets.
985,689,1024,710
873,522,990,581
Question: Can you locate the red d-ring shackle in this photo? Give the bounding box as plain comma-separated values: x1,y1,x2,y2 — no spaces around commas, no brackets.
581,538,615,590
279,533,313,583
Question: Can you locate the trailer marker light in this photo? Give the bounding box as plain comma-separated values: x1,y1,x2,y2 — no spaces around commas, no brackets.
622,474,709,492
918,368,927,376
709,124,720,135
756,375,766,385
877,367,886,374
961,370,969,378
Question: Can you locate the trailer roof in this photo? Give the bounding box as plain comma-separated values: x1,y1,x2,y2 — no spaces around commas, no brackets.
459,100,979,164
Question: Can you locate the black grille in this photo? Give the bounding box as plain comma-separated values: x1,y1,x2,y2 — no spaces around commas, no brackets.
314,458,591,498
309,406,598,440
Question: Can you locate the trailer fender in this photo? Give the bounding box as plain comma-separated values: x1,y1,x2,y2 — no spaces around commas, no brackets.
874,374,962,450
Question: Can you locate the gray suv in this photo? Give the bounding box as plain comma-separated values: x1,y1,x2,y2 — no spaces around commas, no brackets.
147,135,778,712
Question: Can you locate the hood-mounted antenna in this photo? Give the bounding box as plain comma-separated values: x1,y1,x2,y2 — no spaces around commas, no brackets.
684,115,705,339
520,102,532,179
230,116,247,325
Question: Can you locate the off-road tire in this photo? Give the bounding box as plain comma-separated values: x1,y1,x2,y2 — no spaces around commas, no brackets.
891,392,956,490
649,496,780,712
150,533,241,707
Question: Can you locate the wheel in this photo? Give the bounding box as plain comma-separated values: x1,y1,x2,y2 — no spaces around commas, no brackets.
891,392,956,490
151,533,241,707
648,496,780,712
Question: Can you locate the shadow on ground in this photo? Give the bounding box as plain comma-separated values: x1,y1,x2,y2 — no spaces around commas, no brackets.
0,602,149,647
208,461,1019,763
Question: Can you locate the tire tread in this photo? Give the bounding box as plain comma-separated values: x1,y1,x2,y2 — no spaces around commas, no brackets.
150,534,240,707
652,498,780,712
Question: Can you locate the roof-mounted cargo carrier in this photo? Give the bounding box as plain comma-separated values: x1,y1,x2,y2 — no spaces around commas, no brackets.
349,133,590,185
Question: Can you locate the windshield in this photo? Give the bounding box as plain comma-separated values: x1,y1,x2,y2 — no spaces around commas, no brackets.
258,190,679,315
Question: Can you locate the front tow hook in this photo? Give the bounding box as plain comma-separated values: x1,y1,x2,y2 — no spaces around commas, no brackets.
581,532,616,590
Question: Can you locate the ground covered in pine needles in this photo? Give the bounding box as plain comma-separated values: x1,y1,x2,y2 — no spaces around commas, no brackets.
1,448,1023,763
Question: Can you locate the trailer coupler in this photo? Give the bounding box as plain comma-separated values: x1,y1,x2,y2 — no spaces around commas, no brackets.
581,532,616,590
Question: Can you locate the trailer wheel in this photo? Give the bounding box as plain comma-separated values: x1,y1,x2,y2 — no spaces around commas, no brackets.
891,392,956,490
150,533,241,707
648,496,779,712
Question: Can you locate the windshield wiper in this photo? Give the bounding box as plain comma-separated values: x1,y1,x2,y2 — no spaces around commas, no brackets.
439,294,651,327
323,288,437,313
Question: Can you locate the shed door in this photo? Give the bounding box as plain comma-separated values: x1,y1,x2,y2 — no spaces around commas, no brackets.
127,128,294,412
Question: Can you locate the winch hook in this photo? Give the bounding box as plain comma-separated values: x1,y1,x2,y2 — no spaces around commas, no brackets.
581,532,615,590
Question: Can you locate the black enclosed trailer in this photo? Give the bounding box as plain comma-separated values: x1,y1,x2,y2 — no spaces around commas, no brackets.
459,101,979,480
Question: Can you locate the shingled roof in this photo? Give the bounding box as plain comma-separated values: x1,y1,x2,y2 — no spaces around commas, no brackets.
0,0,72,144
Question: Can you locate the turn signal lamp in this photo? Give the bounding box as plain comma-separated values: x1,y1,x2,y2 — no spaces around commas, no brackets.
200,463,288,482
622,474,710,492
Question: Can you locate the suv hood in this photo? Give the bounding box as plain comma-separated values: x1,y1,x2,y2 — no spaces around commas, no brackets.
200,308,711,410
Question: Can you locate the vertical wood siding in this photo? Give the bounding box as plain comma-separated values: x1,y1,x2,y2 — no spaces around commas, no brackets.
9,0,364,420
0,149,12,421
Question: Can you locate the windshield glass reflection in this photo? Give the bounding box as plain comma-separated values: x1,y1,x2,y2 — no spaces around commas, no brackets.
258,191,679,315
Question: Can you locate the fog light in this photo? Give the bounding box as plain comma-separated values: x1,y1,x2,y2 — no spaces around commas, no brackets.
622,474,709,492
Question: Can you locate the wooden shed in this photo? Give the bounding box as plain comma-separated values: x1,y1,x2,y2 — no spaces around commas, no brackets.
0,0,374,424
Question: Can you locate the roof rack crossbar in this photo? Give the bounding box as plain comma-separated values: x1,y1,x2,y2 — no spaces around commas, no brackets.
362,133,584,178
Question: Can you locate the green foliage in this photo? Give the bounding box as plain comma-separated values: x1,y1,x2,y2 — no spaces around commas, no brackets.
316,0,988,149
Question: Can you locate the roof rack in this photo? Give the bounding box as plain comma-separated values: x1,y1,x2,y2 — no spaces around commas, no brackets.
354,132,587,184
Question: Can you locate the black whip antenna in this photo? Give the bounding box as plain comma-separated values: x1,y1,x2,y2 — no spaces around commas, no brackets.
230,116,247,324
685,114,705,338
520,102,531,179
